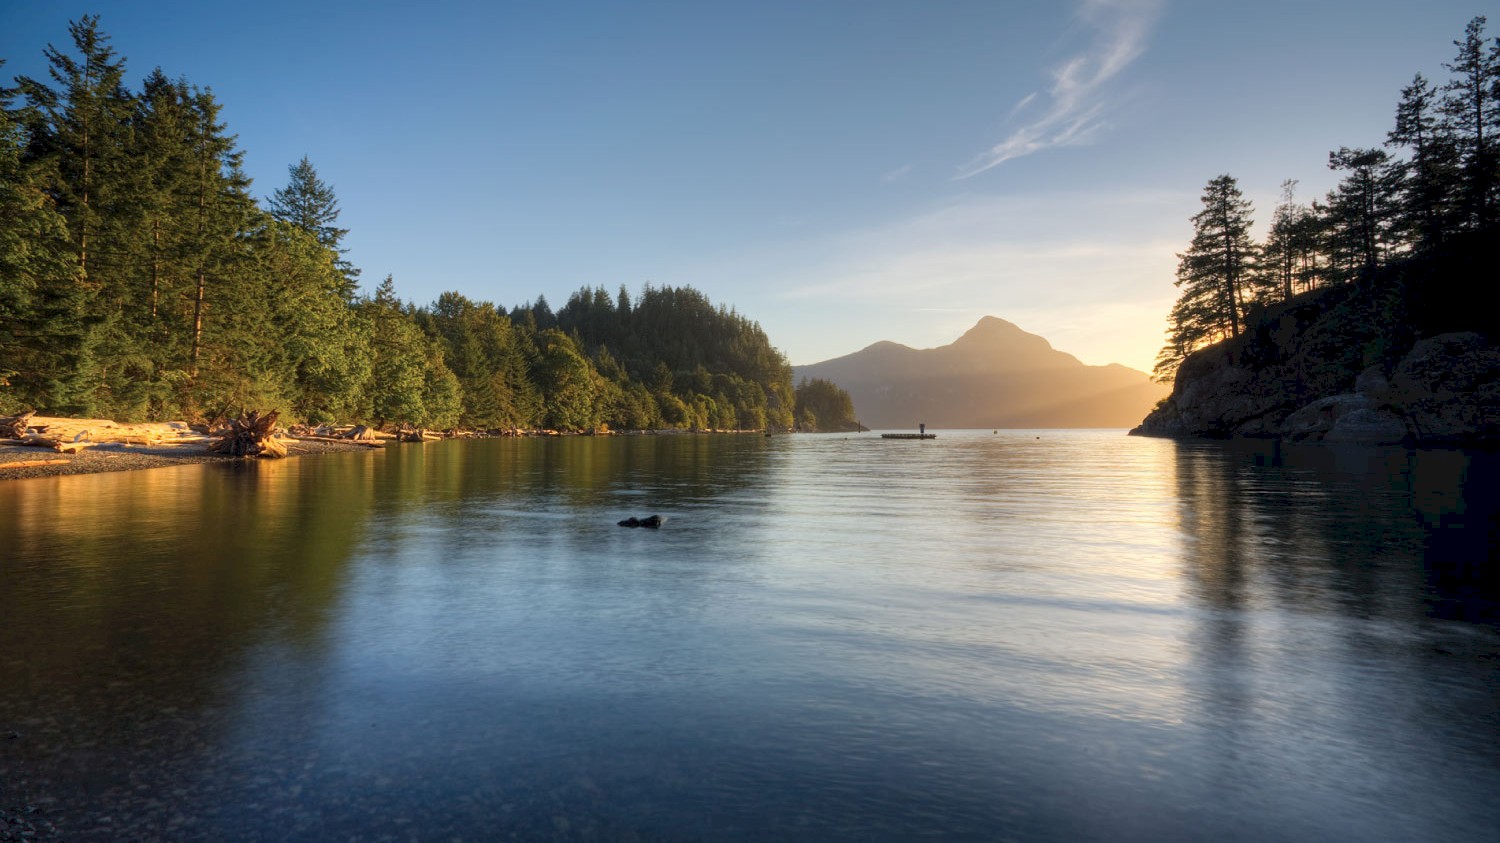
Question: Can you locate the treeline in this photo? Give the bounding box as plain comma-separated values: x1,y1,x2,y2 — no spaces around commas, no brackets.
1155,16,1500,381
2,17,851,431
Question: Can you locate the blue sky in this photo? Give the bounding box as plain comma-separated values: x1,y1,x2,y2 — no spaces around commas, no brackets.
2,1,1491,372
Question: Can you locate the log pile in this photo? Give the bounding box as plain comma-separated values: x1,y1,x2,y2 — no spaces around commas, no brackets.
1,415,212,452
207,410,288,458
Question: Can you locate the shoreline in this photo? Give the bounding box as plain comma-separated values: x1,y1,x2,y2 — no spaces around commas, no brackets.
0,437,376,482
0,423,796,482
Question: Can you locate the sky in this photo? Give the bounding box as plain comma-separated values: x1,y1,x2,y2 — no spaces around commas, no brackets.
2,0,1493,372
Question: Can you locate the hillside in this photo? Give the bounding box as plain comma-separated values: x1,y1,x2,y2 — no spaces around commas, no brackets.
1132,233,1500,444
793,317,1168,429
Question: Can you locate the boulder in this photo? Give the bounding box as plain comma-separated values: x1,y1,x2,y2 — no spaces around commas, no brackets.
1280,394,1373,440
1323,408,1408,444
1389,332,1500,442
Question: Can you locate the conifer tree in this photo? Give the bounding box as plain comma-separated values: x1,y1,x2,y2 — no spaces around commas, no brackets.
1440,16,1499,229
14,16,133,288
1388,73,1458,248
1154,175,1256,381
1324,147,1400,280
0,62,83,409
1257,180,1314,302
268,156,358,298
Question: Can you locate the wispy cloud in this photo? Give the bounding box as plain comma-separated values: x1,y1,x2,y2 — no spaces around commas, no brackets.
880,163,914,183
956,0,1161,179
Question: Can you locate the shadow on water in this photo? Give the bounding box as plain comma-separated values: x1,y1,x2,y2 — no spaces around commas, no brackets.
1173,439,1500,842
1174,439,1500,623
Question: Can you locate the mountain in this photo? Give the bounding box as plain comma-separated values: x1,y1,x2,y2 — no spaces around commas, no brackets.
793,317,1169,429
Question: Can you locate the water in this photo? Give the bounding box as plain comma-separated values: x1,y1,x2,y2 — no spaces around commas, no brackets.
1,431,1497,842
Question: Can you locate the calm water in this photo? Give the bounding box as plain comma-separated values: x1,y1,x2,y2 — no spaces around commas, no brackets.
2,431,1498,842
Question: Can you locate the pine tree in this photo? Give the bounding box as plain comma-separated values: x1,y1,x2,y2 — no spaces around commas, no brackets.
1388,73,1458,248
1440,16,1499,229
1257,180,1316,303
1324,147,1400,280
1154,175,1256,381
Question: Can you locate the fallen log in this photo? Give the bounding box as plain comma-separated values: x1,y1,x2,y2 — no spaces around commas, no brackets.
287,435,385,448
207,410,288,458
344,424,379,441
0,458,70,469
1,411,35,440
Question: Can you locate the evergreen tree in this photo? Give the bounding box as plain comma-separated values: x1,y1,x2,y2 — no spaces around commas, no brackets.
1440,16,1499,229
1324,147,1400,280
1388,73,1458,248
360,276,429,424
0,62,83,409
1257,180,1316,302
14,15,133,288
794,378,857,431
1155,175,1256,381
268,156,358,298
179,85,257,413
533,328,599,431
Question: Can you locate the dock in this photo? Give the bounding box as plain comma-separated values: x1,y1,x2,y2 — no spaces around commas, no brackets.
881,423,935,440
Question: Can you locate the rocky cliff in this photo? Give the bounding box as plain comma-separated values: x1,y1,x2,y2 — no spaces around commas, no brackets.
1132,236,1500,445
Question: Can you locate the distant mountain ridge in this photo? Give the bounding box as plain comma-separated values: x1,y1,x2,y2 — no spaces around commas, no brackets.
793,317,1168,429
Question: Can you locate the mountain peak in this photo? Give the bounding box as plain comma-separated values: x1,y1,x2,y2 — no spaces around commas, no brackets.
953,315,1044,347
792,316,1168,428
944,316,1060,364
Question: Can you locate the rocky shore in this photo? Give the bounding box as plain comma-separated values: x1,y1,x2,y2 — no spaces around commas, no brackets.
1132,240,1500,446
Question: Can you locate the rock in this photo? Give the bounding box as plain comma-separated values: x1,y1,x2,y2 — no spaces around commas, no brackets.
617,515,663,528
1389,332,1500,442
1280,394,1372,440
1323,408,1408,444
1355,365,1391,399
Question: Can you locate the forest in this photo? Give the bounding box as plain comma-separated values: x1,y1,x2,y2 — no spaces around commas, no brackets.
1155,16,1500,382
0,17,857,433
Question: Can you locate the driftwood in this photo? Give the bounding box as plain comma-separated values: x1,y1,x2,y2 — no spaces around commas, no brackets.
207,410,288,458
0,433,93,453
288,435,385,449
1,411,35,440
344,424,379,441
395,425,441,443
0,458,70,469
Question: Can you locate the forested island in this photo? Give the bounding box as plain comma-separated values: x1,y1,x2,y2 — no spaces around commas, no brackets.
1136,16,1500,444
1,17,859,436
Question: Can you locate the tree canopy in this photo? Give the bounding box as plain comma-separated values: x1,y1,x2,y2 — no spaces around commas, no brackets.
1155,16,1500,382
0,17,806,432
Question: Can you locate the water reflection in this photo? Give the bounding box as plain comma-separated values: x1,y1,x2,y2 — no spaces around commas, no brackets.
0,455,379,838
1,434,1497,841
